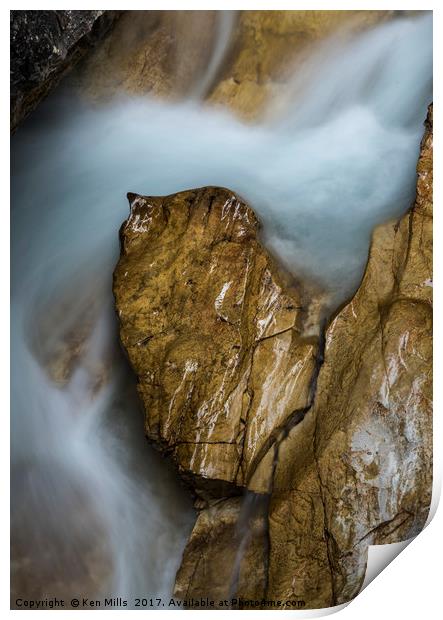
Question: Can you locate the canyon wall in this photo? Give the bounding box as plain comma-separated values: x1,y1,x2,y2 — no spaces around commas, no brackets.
75,10,393,119
114,105,432,608
9,10,409,129
11,9,398,129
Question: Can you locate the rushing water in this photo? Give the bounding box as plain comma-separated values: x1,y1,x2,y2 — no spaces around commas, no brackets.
11,12,432,604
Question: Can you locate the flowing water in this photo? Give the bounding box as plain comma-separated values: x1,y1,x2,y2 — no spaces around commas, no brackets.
11,12,432,605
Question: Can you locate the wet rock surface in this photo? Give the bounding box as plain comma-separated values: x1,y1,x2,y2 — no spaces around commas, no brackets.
114,107,432,608
15,10,400,123
10,10,119,131
114,187,317,496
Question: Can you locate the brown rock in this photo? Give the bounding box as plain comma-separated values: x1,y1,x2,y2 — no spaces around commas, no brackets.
208,10,393,120
113,187,317,496
174,495,268,605
74,11,234,103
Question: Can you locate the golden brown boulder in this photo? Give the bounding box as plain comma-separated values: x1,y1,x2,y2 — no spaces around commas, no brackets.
114,187,317,495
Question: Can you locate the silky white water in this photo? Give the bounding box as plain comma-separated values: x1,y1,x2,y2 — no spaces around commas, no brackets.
11,12,432,602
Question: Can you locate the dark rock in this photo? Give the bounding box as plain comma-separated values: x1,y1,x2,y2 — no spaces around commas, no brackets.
10,10,120,131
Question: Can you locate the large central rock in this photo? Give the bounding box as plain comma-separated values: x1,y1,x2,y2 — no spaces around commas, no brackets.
114,187,317,495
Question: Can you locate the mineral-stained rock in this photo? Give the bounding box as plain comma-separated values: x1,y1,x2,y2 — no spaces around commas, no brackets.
114,187,318,496
114,106,432,608
10,10,119,131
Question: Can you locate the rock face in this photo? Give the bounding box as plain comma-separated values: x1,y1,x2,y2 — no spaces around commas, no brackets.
174,495,269,604
207,10,393,119
11,10,398,126
309,104,433,603
10,10,119,131
76,10,393,120
114,107,432,607
74,11,230,103
114,187,318,497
